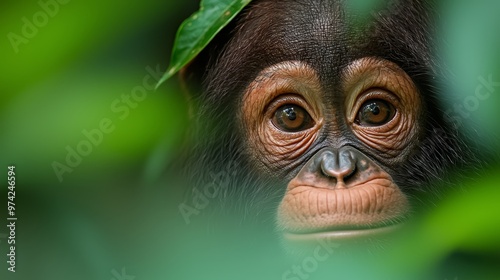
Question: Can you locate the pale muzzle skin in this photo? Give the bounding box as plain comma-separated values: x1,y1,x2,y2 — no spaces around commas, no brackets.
278,146,409,241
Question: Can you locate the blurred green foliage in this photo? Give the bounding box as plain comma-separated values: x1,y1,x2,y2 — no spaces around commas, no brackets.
0,0,499,279
0,0,196,186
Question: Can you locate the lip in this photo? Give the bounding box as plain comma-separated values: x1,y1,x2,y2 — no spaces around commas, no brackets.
283,224,404,242
278,184,409,232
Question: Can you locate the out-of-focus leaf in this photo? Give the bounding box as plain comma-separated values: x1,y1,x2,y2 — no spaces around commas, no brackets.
156,0,252,88
376,167,500,278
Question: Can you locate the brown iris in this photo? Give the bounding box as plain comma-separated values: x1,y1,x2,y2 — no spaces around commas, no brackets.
356,99,396,126
272,105,313,132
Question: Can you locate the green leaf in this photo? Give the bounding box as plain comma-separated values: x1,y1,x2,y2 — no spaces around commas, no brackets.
156,0,252,89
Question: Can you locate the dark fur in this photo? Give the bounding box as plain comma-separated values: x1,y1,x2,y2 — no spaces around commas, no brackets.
175,0,482,225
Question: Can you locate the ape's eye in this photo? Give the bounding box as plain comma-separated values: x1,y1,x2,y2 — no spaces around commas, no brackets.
272,105,313,132
356,99,396,126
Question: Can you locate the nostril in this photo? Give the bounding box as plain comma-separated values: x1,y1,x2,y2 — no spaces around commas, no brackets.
320,150,357,182
341,166,355,182
335,164,356,183
339,150,356,181
320,151,337,178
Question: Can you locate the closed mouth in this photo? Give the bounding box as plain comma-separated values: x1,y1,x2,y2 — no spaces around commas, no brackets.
283,223,404,241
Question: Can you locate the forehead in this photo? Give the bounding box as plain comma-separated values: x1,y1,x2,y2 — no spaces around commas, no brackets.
205,0,432,98
232,0,350,75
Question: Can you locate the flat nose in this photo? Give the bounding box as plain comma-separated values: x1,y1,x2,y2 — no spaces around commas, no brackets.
320,148,356,183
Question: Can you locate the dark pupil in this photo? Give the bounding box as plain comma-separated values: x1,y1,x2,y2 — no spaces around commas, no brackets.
357,100,393,126
273,104,312,132
284,107,297,121
368,103,381,115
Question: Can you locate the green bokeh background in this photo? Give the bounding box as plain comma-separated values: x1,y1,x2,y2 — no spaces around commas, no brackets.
0,0,499,279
